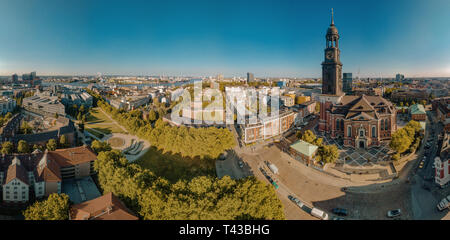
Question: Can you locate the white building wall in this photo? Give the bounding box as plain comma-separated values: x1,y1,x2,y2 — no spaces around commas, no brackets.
3,179,29,203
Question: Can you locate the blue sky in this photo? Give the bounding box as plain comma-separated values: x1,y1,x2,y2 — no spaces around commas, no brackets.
0,0,449,77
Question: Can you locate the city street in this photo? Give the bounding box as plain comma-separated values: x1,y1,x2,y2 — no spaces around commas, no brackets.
218,109,450,220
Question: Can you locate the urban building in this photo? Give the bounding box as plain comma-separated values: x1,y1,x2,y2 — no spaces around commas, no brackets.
342,73,352,94
289,140,319,165
241,110,296,144
317,12,397,149
22,95,66,117
70,192,138,220
280,95,295,107
408,104,426,121
247,72,254,84
433,97,450,132
12,74,19,83
0,97,17,114
435,133,449,187
0,146,97,204
396,74,405,82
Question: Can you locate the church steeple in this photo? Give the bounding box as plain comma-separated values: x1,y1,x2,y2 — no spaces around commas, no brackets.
331,8,334,26
322,9,343,96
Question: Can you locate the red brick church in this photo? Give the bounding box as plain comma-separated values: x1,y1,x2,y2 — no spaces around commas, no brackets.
317,10,397,149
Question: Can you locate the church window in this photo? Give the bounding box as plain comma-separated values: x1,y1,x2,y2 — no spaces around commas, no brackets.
372,126,376,137
347,126,351,137
381,120,384,130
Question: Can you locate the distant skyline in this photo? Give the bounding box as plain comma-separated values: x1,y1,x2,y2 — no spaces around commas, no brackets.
1,0,450,78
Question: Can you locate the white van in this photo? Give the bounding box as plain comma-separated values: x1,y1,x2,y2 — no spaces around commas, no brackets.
311,207,329,220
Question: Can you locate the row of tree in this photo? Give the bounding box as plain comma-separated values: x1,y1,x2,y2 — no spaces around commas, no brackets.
0,135,69,154
95,149,285,220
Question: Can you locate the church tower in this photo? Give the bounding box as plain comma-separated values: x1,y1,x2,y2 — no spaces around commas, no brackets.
321,9,343,95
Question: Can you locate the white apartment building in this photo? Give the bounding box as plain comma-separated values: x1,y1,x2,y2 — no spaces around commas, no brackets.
2,157,29,203
0,97,16,114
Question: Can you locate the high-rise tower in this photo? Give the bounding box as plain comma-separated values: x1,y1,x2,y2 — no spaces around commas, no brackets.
321,9,343,95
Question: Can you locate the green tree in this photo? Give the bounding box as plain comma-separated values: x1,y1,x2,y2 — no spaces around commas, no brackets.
1,141,14,154
20,121,33,134
91,140,111,154
17,140,30,153
59,135,68,148
390,128,412,154
46,139,58,151
315,102,320,113
23,193,70,220
317,144,339,163
5,112,12,119
300,130,317,144
148,110,157,122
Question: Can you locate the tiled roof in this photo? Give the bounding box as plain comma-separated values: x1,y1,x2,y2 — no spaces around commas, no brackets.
48,145,97,167
70,192,138,220
36,151,62,182
4,157,29,185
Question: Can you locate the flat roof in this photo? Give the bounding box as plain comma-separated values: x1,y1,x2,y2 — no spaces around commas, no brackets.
62,176,101,204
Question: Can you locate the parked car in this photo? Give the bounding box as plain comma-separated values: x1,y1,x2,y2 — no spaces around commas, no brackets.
387,209,401,218
288,195,295,201
332,208,348,216
332,216,345,220
437,195,450,211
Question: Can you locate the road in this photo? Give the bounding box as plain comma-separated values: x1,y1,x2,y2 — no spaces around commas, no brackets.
216,111,450,220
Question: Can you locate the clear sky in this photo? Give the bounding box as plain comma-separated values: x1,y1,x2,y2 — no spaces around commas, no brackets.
0,0,449,78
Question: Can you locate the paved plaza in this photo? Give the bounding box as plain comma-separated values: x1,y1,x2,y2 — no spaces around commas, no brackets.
314,127,391,167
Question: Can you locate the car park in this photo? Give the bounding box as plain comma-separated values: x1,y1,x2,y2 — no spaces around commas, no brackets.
387,209,401,218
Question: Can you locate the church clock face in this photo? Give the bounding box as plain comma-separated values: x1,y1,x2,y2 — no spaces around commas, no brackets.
326,51,334,60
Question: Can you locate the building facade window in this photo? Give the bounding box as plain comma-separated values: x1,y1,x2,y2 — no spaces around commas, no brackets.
347,125,352,137
381,119,384,130
372,126,376,137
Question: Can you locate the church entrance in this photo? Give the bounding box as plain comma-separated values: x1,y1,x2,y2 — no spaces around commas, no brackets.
359,141,365,149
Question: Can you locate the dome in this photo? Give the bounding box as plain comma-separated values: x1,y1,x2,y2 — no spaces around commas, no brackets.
327,25,339,35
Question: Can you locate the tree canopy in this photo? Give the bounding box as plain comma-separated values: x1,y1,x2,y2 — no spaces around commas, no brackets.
46,139,58,151
23,193,70,220
1,141,14,155
94,150,285,220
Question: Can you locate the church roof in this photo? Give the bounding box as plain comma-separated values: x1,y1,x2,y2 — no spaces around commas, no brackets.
331,94,395,120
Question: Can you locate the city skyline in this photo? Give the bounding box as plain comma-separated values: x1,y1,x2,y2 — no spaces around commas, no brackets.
1,0,450,77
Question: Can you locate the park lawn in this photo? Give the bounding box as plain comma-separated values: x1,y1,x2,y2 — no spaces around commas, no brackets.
135,146,216,183
86,107,112,124
85,124,125,134
85,128,104,139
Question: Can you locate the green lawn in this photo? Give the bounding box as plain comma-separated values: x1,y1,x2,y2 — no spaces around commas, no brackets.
86,108,112,124
134,146,216,183
85,128,104,139
85,108,125,134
